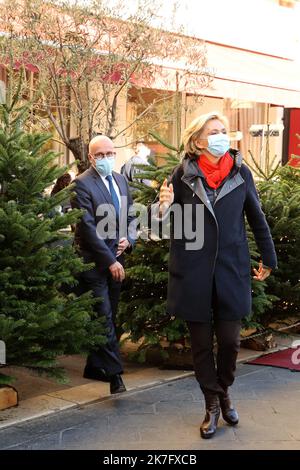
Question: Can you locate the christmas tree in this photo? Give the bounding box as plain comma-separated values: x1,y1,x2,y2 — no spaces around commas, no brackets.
118,133,277,361
0,88,106,383
257,164,300,319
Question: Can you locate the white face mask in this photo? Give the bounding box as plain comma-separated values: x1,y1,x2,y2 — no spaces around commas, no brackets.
207,133,230,157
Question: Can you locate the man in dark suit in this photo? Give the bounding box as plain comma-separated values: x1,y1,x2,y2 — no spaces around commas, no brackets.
72,135,136,394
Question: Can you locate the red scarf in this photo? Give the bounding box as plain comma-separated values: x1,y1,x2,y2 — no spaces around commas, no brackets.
197,152,234,189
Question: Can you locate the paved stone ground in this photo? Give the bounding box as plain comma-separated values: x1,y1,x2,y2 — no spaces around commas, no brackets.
0,364,299,450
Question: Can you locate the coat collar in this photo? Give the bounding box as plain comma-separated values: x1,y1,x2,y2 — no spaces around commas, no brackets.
89,165,127,196
181,149,244,220
89,166,112,206
88,166,128,224
182,148,242,181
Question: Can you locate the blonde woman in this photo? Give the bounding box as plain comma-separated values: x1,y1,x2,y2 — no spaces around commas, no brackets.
159,112,277,439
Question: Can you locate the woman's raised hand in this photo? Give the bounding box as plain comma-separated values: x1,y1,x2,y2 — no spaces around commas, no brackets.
159,178,174,215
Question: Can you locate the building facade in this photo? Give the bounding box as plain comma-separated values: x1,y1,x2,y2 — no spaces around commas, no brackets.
1,0,300,172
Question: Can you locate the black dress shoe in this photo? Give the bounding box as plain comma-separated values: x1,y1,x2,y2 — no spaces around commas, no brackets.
110,374,126,394
219,392,239,425
83,365,110,383
200,393,220,439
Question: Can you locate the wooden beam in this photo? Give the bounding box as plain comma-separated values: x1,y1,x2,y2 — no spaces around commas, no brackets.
0,386,18,411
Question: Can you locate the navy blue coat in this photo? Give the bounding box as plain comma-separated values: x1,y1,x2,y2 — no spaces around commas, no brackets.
166,150,277,322
72,166,135,271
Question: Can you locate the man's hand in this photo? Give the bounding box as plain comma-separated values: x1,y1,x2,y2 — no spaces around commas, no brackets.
253,261,272,281
159,178,174,215
109,261,125,282
116,237,130,257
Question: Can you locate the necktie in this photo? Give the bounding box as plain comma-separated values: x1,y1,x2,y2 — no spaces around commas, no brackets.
106,174,120,219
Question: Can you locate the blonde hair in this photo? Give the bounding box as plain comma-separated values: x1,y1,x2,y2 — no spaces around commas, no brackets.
182,111,229,156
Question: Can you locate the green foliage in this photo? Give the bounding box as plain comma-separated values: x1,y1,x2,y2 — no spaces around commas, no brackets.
256,164,300,319
118,136,188,359
118,238,189,359
247,149,280,181
244,229,279,326
127,132,183,206
0,96,106,384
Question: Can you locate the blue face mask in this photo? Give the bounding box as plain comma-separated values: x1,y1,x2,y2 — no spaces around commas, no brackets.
207,133,230,157
95,156,115,177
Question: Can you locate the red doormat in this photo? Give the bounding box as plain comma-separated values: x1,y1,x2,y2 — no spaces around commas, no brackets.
247,347,300,371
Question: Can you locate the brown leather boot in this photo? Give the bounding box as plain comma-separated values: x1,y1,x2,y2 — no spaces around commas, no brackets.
200,393,220,439
219,392,239,425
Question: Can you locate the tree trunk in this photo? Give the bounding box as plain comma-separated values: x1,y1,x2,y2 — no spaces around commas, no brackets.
68,138,89,173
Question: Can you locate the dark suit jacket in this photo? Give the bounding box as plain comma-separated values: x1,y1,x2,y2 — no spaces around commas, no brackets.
72,166,136,270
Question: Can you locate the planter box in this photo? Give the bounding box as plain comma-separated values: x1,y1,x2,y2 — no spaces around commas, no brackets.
0,386,18,411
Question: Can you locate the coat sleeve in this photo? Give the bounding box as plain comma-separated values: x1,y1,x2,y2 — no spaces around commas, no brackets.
72,179,116,268
243,167,277,270
124,177,137,249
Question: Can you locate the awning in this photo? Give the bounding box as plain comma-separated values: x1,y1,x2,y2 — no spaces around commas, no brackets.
134,41,300,108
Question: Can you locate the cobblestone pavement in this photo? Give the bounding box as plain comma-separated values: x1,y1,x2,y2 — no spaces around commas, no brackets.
0,364,299,450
